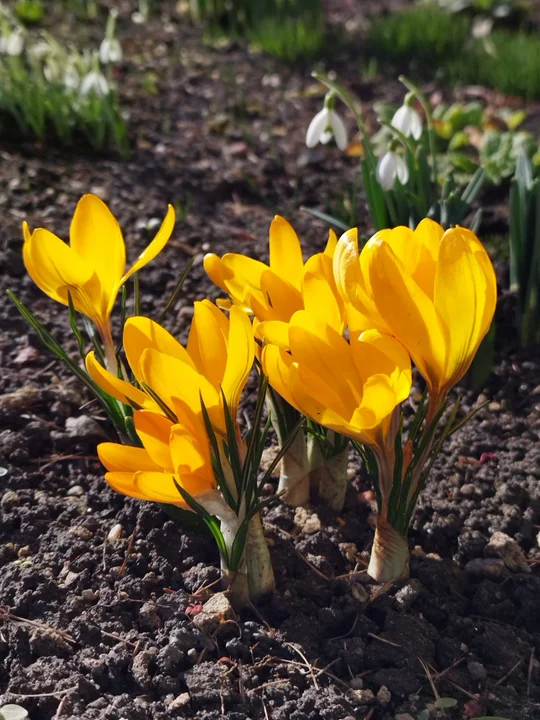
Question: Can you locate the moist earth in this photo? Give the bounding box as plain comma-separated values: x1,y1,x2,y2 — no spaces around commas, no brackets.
0,2,539,718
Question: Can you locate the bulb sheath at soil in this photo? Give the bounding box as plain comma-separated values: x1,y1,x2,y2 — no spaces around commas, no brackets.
277,425,310,506
308,436,349,512
368,518,409,584
245,513,275,600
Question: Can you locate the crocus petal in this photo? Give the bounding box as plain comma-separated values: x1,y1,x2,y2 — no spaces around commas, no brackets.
139,348,219,416
219,254,268,306
269,216,304,291
105,472,149,500
187,300,228,386
119,204,175,291
256,320,290,348
69,194,126,319
134,410,175,471
249,270,303,323
170,426,211,477
434,226,496,389
302,255,344,333
86,351,158,410
329,110,348,151
261,344,296,408
221,306,254,417
124,316,193,383
98,443,162,472
306,108,328,148
324,228,338,257
133,471,186,504
362,240,447,393
203,254,228,292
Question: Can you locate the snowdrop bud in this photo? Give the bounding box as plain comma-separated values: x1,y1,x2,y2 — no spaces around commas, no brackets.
99,37,122,64
5,30,24,57
79,70,109,98
376,148,409,191
27,40,51,62
43,59,60,82
306,92,348,151
391,95,422,140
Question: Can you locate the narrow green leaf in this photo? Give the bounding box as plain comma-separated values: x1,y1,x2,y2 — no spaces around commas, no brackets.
158,256,195,324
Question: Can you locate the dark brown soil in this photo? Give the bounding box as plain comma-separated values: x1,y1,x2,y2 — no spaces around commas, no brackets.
0,3,539,719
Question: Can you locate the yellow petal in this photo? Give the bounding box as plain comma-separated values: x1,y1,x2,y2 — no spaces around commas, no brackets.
105,471,149,500
351,330,412,404
124,316,193,382
350,375,399,436
138,348,219,415
133,470,186,504
187,300,228,385
204,253,228,292
269,215,304,291
303,253,344,333
324,228,338,257
256,320,290,348
86,351,157,410
363,240,448,393
333,228,384,332
70,194,126,316
288,312,363,413
289,362,353,435
120,204,175,290
220,253,269,306
134,410,174,471
254,270,303,322
23,227,96,308
261,344,296,408
434,226,496,389
170,425,211,476
221,305,254,416
98,442,161,472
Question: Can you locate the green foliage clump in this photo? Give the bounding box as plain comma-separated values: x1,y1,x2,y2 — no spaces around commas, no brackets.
369,5,540,101
190,0,326,63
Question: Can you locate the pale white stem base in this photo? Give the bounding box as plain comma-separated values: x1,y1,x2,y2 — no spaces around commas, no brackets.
367,518,410,584
277,427,310,506
245,513,275,600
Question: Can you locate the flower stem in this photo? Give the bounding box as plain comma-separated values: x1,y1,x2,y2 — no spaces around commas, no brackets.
99,323,118,375
368,517,409,584
277,425,310,506
308,436,349,511
245,513,275,600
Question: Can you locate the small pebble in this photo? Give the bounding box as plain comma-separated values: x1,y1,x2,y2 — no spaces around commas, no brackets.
467,660,488,681
377,685,391,705
107,523,123,543
67,485,85,497
1,490,19,510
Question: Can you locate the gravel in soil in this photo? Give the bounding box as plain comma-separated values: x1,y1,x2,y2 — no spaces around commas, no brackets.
0,3,540,719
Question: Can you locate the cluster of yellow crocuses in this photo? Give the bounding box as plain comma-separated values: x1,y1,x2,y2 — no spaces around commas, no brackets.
21,193,496,589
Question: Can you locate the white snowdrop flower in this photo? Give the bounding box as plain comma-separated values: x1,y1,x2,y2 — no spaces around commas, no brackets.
99,37,122,65
27,40,51,62
376,149,409,191
306,92,348,151
43,59,60,82
391,101,422,140
63,65,80,91
79,70,109,98
5,30,24,57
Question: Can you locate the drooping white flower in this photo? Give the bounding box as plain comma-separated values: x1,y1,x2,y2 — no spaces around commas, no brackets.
306,92,348,151
5,30,24,57
27,40,51,62
79,70,109,98
376,149,409,191
99,37,122,65
63,65,80,91
391,103,422,140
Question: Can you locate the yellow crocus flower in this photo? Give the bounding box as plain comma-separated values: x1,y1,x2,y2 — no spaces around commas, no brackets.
262,310,412,448
204,215,345,347
98,406,216,505
23,193,175,366
334,219,497,404
86,301,254,433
